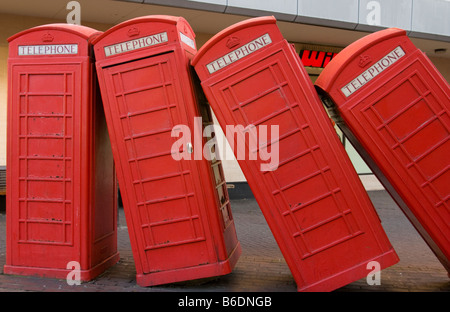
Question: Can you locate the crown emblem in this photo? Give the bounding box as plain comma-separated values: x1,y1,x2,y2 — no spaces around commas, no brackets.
358,54,371,68
127,27,140,37
226,36,240,49
41,32,54,42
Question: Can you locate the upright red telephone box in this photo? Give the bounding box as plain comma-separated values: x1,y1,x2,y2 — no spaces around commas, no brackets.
5,24,119,280
192,16,398,291
315,28,450,274
93,16,241,287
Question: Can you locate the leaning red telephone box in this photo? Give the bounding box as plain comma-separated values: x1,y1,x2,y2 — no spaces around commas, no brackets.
315,28,450,274
92,15,241,286
5,24,119,280
192,16,398,291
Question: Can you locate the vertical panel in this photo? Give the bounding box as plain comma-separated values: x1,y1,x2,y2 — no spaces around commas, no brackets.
103,53,211,273
14,69,76,246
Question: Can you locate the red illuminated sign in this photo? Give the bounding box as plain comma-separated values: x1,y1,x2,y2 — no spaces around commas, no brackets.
299,49,338,68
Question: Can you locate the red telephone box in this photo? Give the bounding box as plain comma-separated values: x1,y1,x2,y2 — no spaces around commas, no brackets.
192,16,399,292
5,24,119,280
315,28,450,274
92,15,241,287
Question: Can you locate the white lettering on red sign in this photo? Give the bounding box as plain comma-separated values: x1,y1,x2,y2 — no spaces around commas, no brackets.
206,33,272,74
18,44,78,56
104,32,168,57
341,46,406,97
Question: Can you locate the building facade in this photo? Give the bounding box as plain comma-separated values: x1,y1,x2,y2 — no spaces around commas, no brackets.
0,0,449,190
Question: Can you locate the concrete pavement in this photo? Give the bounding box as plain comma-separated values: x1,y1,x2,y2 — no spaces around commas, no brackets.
0,190,449,292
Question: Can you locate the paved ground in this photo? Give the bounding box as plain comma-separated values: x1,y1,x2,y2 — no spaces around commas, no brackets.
0,190,449,293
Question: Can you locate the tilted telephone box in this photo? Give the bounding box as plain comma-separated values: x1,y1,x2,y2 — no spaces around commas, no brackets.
93,15,241,287
315,28,450,274
192,16,398,291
